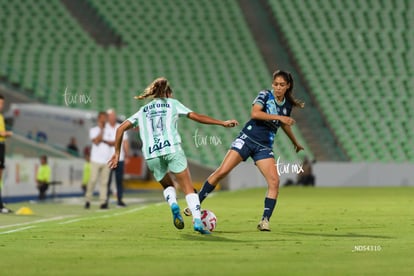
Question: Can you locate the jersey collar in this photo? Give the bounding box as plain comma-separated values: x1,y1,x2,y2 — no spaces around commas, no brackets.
271,90,286,106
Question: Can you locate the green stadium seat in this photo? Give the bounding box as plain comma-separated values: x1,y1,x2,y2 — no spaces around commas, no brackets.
268,0,412,162
0,0,314,166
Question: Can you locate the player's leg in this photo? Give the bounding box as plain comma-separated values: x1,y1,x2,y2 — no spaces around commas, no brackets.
0,168,5,212
99,164,110,209
39,183,48,200
147,156,184,230
0,179,3,209
198,150,243,203
0,150,3,209
169,151,209,234
115,161,125,206
106,168,114,201
0,187,4,212
0,143,11,213
255,157,279,231
85,162,99,208
37,183,43,200
159,173,184,230
172,168,209,234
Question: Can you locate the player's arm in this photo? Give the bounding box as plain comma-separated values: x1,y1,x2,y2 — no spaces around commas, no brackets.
251,104,295,126
187,112,238,128
0,131,13,137
122,139,130,158
281,124,304,153
91,128,104,145
108,120,133,169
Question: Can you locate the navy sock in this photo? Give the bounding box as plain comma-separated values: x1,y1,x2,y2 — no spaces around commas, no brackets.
262,197,277,221
198,181,216,203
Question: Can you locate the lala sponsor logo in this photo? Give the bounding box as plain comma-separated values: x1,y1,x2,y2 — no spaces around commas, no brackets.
149,138,171,154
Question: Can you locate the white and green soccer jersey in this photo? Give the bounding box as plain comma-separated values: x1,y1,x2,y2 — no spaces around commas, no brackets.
127,98,192,159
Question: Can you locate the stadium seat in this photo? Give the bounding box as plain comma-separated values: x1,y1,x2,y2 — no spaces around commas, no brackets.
268,0,413,162
0,0,313,166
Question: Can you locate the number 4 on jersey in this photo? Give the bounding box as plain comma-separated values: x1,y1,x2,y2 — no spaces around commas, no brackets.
151,117,164,132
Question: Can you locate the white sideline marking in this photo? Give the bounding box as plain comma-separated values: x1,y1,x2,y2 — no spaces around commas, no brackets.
0,215,77,229
0,204,154,233
59,206,148,225
0,226,36,235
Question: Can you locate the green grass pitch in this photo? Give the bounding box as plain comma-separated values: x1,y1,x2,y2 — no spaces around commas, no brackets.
1,187,413,275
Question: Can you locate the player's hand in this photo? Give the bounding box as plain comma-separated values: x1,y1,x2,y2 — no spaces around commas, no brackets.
6,131,13,137
223,120,239,128
279,116,295,126
294,143,304,153
108,153,120,169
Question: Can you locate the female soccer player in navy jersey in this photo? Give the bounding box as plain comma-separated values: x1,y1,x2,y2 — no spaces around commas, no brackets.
188,70,305,231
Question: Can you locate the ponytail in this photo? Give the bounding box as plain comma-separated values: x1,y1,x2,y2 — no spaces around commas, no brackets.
135,77,172,100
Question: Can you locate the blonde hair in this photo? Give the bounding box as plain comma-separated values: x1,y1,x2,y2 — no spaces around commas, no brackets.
135,77,172,100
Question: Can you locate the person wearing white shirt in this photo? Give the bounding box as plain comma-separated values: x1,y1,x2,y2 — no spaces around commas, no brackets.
85,111,112,209
106,109,129,207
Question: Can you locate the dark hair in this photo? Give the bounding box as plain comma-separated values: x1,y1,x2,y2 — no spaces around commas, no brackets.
0,94,4,100
272,70,304,108
98,111,107,117
40,155,48,162
135,77,172,100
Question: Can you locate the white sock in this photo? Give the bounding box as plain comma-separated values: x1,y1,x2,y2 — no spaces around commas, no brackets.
185,193,201,219
163,186,177,207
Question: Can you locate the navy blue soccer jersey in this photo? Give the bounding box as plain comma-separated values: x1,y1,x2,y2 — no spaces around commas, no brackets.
241,90,292,148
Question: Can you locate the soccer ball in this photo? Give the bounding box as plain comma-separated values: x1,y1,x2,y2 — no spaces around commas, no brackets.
201,210,217,231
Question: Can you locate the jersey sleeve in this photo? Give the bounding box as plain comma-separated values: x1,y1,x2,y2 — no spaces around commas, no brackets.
252,90,269,107
126,110,141,128
174,99,193,117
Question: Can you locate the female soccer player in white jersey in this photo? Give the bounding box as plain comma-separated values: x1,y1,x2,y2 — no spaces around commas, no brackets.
188,70,305,231
108,77,238,234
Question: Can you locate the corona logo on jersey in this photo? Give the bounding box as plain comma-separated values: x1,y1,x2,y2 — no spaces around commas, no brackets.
143,103,170,112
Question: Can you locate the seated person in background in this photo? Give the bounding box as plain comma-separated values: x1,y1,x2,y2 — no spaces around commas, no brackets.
67,137,79,157
296,157,315,186
37,155,51,200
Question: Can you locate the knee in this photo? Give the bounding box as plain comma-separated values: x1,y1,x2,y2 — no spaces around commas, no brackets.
268,177,280,190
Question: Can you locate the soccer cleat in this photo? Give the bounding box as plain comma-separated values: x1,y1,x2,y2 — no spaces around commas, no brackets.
1,207,13,214
84,202,90,209
257,217,271,231
193,218,210,234
183,207,192,217
117,201,127,207
171,203,184,230
100,203,109,209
